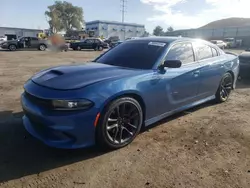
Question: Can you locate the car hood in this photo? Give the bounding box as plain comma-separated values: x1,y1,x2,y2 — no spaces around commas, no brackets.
32,62,141,90
4,40,17,43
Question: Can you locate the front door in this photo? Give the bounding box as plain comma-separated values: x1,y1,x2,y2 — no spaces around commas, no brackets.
161,42,200,112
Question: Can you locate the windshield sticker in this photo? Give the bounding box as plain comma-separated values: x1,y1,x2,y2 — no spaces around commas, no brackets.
148,42,166,47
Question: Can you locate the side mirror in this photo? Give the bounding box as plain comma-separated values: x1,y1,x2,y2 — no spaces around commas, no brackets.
161,60,182,69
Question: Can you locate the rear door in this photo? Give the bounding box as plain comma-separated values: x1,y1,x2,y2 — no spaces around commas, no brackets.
30,37,39,48
93,39,101,49
193,42,224,98
84,39,94,49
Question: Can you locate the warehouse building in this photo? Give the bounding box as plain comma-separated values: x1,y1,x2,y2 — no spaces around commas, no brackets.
166,26,250,46
86,20,145,40
165,18,250,46
0,27,42,40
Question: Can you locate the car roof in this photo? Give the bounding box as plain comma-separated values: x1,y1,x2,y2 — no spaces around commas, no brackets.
128,36,220,50
131,36,216,45
130,36,208,43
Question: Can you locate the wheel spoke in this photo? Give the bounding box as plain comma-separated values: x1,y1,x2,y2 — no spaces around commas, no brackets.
221,86,228,98
127,122,137,129
123,127,133,136
224,83,232,90
128,107,136,115
108,118,118,122
116,106,120,117
113,127,119,142
107,124,118,130
119,127,123,143
129,112,139,120
120,103,126,117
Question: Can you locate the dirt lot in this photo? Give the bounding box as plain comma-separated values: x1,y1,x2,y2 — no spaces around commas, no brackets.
0,50,250,188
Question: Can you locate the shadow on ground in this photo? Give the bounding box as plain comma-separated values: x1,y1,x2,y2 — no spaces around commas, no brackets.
0,101,215,183
237,78,250,89
0,111,106,183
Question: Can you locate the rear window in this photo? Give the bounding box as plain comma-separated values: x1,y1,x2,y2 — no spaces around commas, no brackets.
95,40,168,69
195,43,213,60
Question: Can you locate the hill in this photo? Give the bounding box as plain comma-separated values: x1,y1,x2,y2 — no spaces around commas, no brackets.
200,17,250,29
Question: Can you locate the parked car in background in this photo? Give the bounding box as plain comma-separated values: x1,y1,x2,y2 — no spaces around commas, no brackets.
238,49,250,78
110,41,123,48
104,36,120,45
0,36,49,51
70,38,108,51
126,37,140,40
0,36,7,44
21,37,239,150
224,38,242,48
210,40,227,49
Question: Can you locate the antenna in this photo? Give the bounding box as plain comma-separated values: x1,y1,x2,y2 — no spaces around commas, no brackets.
121,0,127,23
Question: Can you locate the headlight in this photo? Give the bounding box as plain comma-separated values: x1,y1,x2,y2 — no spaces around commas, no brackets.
52,99,93,110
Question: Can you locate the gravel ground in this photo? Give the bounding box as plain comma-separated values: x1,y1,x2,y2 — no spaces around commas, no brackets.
0,50,250,188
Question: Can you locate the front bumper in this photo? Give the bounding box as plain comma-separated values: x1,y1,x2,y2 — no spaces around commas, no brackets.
21,92,99,149
0,44,8,49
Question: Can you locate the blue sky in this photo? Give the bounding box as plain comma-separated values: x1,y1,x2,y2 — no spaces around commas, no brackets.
1,0,250,32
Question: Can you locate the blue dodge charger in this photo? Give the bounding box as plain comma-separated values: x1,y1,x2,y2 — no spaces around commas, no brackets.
21,37,239,149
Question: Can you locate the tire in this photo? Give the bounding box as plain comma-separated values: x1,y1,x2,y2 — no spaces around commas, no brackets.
215,73,233,103
9,44,17,51
96,97,143,150
98,46,103,51
39,44,46,51
72,48,77,51
77,46,81,51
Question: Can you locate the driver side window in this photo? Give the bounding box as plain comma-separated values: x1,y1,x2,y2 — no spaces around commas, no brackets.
165,43,195,64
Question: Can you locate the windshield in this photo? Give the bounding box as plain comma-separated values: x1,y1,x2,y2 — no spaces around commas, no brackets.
95,40,167,69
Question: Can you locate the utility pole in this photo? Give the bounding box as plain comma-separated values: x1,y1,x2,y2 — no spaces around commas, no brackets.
121,0,127,40
121,0,126,23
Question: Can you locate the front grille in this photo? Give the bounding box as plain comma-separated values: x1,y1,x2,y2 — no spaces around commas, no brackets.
25,91,52,108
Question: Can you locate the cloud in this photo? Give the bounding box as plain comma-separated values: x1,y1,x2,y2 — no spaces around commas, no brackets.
141,0,250,30
205,0,250,17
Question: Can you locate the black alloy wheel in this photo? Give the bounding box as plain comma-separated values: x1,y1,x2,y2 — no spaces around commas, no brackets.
216,73,233,102
96,97,143,149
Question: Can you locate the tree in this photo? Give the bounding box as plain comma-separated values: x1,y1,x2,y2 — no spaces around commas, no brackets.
153,26,164,36
142,30,150,37
45,1,84,33
45,6,63,33
167,26,174,32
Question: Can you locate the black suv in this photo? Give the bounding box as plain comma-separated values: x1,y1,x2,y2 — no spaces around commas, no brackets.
70,38,109,51
0,37,49,51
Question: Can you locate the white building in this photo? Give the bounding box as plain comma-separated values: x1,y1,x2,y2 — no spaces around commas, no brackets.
86,20,145,40
0,27,43,40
